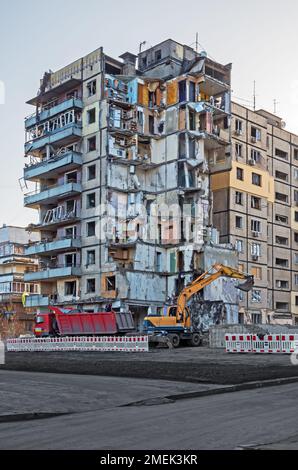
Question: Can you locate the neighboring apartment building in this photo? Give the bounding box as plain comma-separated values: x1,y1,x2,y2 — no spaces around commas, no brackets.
212,102,298,325
23,39,239,329
0,225,39,338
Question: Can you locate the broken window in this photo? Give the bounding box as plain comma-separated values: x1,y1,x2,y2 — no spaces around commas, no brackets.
275,258,288,267
251,290,261,303
276,280,289,289
87,193,96,209
275,148,288,160
65,253,76,267
251,267,262,280
65,226,77,239
66,199,76,214
236,216,243,229
88,164,96,181
88,136,96,152
275,170,288,182
156,252,162,273
276,236,288,246
276,192,288,203
66,171,78,183
149,115,155,134
189,82,196,102
275,214,288,224
106,275,116,291
64,281,76,296
87,278,96,294
179,80,187,103
87,250,96,266
87,80,96,97
235,240,243,253
87,108,96,124
155,50,162,62
276,302,289,311
87,221,96,237
251,196,261,210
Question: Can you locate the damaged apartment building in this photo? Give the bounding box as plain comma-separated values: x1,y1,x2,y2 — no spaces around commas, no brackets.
23,39,239,329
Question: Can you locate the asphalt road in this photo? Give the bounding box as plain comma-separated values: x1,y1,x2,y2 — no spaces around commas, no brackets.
0,371,298,450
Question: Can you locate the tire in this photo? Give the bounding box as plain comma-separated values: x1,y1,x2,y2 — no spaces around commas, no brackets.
169,334,181,348
188,333,202,347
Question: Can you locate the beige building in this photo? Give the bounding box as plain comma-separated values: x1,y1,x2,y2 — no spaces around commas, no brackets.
212,102,298,325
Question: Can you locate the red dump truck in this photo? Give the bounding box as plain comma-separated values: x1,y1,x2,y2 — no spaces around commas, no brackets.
34,307,135,337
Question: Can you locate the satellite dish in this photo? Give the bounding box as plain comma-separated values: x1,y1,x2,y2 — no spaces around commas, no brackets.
200,50,207,58
281,121,286,129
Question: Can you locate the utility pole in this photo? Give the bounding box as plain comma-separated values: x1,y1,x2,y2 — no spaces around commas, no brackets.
253,81,256,111
195,33,199,53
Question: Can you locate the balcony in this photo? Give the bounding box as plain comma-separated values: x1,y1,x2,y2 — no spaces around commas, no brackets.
24,182,82,208
25,237,81,257
24,151,82,181
25,123,82,154
25,98,83,129
24,265,81,282
25,295,50,308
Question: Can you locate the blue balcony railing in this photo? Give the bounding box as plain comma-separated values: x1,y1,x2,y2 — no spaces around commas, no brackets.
25,123,82,153
24,151,82,181
24,265,81,282
24,182,82,207
25,237,81,256
25,98,83,129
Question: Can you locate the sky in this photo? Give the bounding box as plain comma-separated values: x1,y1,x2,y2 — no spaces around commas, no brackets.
0,0,298,227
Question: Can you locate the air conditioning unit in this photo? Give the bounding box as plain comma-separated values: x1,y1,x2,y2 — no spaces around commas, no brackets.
235,129,242,136
249,159,256,166
252,231,260,238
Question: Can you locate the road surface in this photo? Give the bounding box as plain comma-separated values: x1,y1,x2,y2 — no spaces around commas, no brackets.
0,371,298,450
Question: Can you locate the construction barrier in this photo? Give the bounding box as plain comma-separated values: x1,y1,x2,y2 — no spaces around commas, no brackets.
6,336,149,353
226,334,298,354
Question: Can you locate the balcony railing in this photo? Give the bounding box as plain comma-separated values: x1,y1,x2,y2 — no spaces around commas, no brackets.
24,181,82,207
24,264,81,282
24,150,82,181
25,122,82,153
25,237,81,256
25,98,83,129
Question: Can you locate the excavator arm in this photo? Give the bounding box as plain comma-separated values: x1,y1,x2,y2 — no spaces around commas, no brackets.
176,264,254,322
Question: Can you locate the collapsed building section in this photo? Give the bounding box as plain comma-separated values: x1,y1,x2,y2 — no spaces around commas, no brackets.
23,39,238,330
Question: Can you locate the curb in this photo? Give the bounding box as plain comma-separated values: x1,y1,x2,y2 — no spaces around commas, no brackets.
0,412,69,424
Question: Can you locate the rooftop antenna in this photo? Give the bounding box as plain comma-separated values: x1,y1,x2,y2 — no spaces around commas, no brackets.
253,80,256,111
273,99,279,114
195,33,199,53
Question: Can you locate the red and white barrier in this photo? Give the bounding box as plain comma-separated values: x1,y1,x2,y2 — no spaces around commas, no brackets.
6,336,149,353
226,333,298,354
225,335,252,353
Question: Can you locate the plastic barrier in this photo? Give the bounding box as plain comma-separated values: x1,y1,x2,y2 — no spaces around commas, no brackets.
6,336,149,353
252,335,281,354
225,334,252,353
281,335,298,354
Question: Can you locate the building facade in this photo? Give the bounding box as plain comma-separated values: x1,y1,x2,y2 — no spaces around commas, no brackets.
0,226,39,338
212,102,298,325
23,39,239,329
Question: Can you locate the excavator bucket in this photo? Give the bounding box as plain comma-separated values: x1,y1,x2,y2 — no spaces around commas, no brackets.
236,276,254,292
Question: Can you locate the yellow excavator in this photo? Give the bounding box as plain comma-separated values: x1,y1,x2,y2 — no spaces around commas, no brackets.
144,264,254,348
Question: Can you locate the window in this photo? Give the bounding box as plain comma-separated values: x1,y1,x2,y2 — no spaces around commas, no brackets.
251,127,261,141
275,258,288,267
295,212,298,222
87,193,96,209
149,115,154,134
251,267,262,280
87,108,96,124
295,233,298,243
65,226,76,239
252,173,262,186
251,219,261,233
294,191,298,203
251,196,261,210
88,136,96,152
236,216,243,229
142,57,147,67
276,280,289,289
236,167,244,181
189,82,196,102
296,296,298,307
65,253,76,267
235,143,242,158
86,250,96,266
155,49,162,61
87,80,96,97
235,240,244,253
235,119,243,134
66,171,77,183
64,281,76,296
87,278,96,294
275,214,288,224
235,191,243,205
252,313,262,324
275,170,288,182
87,221,96,237
275,236,288,246
275,192,288,203
178,80,187,102
88,164,96,181
295,275,298,285
275,148,288,160
294,169,298,180
106,275,116,291
276,302,289,311
251,149,261,163
295,254,298,264
66,199,76,214
294,148,298,160
156,252,162,272
252,290,261,303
